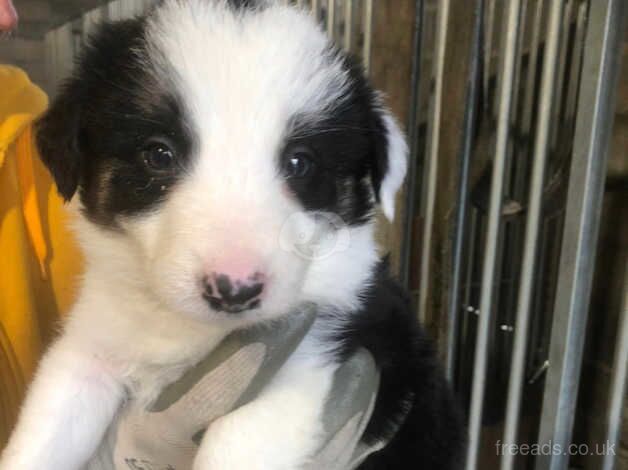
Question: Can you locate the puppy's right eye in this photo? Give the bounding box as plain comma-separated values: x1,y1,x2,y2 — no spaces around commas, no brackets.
282,145,317,179
141,141,176,173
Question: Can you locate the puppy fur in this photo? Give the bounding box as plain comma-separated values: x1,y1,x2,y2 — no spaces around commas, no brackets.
1,1,465,469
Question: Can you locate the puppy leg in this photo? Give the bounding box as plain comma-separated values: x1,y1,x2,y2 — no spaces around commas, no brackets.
194,348,336,470
0,339,124,470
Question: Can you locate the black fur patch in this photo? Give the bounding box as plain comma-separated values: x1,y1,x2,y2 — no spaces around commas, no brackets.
329,260,467,469
36,18,194,227
280,55,390,226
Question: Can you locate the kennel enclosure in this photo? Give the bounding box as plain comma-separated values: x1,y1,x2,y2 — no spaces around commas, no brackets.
12,1,628,469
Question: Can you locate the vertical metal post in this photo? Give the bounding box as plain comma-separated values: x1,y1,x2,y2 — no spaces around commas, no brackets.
417,0,450,324
564,2,588,127
343,0,354,52
535,1,627,469
107,0,122,21
500,2,564,469
603,271,628,470
311,0,320,22
462,209,479,333
521,0,544,137
483,0,496,112
549,0,573,149
509,0,528,125
465,1,522,468
400,0,425,289
444,0,484,382
362,0,374,74
326,0,336,39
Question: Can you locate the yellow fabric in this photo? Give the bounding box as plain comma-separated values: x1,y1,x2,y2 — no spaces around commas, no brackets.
0,66,83,446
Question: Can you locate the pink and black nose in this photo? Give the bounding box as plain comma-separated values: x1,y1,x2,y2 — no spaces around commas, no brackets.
203,272,265,314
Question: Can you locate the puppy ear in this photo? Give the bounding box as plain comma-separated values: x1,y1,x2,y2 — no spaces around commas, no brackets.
372,109,408,221
35,83,84,201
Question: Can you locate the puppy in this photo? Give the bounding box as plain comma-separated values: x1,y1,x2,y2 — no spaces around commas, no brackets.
1,1,464,468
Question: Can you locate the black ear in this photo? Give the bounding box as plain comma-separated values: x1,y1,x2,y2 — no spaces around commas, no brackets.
35,18,147,202
36,83,85,201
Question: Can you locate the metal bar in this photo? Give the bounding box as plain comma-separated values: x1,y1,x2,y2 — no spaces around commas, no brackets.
362,0,374,74
521,0,544,137
343,0,354,52
463,208,479,322
527,216,549,372
535,1,627,469
465,1,522,468
107,0,122,21
509,0,528,125
500,2,564,469
603,271,628,470
400,0,425,289
311,0,320,21
417,0,450,324
483,0,496,112
564,2,587,127
495,0,529,316
458,207,479,387
326,0,336,39
549,0,573,149
444,0,484,382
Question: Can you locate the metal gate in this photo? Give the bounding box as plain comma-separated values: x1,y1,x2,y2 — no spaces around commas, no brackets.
45,1,627,469
401,1,627,469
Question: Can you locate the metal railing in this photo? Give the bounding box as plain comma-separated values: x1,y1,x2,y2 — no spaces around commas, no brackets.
403,1,627,469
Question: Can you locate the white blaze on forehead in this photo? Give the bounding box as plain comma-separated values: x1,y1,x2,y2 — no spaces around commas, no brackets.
146,0,350,144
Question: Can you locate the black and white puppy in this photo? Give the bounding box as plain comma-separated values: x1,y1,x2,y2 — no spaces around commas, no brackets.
1,1,464,468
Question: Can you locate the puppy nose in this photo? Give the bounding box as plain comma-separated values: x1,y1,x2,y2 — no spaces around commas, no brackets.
203,272,265,314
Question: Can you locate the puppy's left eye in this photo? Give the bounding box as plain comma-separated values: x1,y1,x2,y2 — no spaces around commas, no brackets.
141,141,176,173
282,146,316,179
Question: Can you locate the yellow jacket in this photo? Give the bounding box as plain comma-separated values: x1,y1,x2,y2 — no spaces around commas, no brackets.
0,66,82,445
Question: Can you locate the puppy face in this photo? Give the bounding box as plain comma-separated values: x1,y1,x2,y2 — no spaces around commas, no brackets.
37,0,407,326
